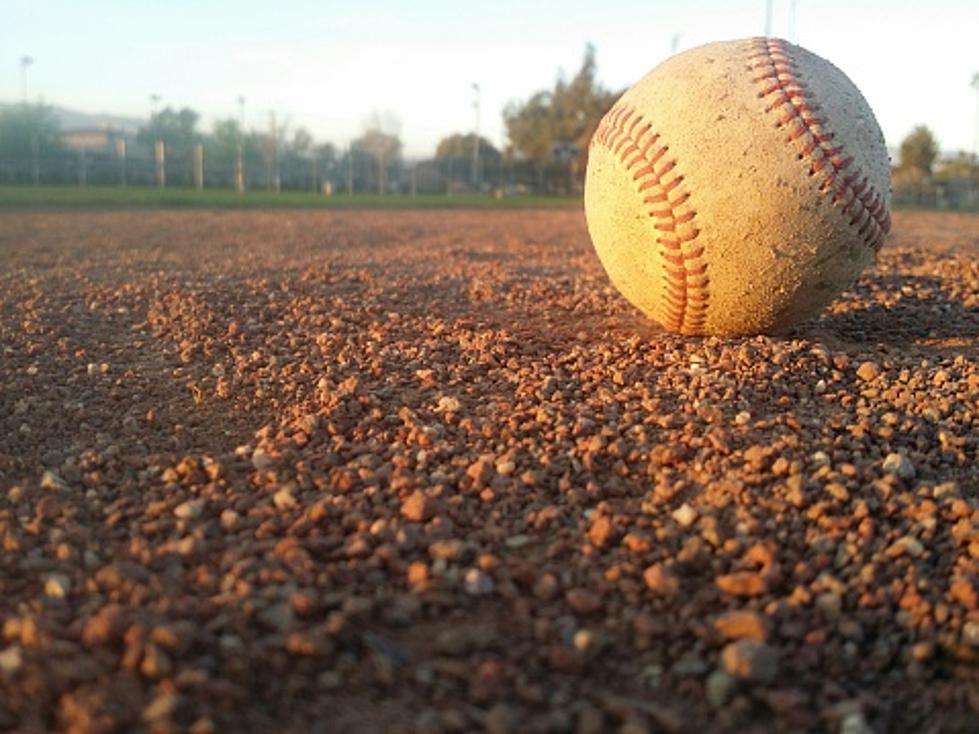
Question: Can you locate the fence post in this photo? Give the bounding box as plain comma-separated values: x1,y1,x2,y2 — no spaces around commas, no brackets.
194,143,204,190
235,143,244,193
116,139,127,187
30,135,39,185
155,140,166,188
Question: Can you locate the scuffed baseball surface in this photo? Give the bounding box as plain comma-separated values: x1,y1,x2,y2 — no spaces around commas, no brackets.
585,37,892,336
0,210,976,732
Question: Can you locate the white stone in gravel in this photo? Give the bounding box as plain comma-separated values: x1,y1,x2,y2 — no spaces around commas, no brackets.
0,645,23,674
573,629,603,653
175,536,198,555
435,395,461,413
933,482,959,499
463,568,494,595
44,573,71,598
40,470,67,491
173,499,205,520
810,451,831,468
841,712,874,734
672,503,698,529
504,534,533,548
273,486,297,509
252,448,273,469
220,509,239,530
882,453,915,480
495,459,516,476
963,622,979,648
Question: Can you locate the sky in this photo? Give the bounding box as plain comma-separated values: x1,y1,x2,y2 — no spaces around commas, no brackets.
1,0,977,159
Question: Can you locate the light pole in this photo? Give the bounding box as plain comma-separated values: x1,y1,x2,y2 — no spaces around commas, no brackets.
236,95,246,192
20,56,33,102
471,82,481,191
972,73,979,161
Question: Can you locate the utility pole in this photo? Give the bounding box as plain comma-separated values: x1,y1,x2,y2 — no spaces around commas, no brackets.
22,56,37,184
788,0,798,42
20,56,33,102
764,0,773,36
471,82,481,191
236,95,246,193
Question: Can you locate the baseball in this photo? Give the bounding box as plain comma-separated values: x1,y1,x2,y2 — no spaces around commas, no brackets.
585,37,891,336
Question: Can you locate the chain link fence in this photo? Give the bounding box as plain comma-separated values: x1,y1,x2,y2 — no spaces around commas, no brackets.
0,142,341,192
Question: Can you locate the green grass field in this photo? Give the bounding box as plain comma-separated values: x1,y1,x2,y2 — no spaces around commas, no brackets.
0,185,581,210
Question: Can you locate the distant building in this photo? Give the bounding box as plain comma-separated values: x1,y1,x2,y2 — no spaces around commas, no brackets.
61,127,127,154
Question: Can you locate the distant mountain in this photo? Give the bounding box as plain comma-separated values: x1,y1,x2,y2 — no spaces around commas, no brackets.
0,101,144,134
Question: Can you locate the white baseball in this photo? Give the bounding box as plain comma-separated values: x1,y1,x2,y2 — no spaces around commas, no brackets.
585,38,891,336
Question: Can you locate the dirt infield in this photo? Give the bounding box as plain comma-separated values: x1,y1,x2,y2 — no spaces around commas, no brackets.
1,209,977,732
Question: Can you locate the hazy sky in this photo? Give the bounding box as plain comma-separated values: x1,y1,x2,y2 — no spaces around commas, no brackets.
1,0,977,158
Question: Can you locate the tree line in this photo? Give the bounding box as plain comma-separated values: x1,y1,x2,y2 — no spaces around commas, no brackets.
893,125,979,209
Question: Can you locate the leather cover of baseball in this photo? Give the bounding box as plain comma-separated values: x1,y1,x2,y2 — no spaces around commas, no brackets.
584,37,891,336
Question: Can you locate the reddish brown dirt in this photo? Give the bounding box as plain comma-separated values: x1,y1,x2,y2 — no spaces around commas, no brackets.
0,209,977,733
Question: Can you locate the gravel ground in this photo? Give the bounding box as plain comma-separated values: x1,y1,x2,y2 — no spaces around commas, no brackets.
0,208,977,733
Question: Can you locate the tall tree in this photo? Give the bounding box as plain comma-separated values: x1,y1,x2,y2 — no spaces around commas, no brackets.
208,119,259,161
435,133,501,185
137,106,200,150
355,112,402,194
290,127,314,158
899,125,939,175
503,44,620,190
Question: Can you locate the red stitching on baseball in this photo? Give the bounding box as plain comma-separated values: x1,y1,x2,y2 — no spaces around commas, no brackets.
591,103,708,334
747,38,891,252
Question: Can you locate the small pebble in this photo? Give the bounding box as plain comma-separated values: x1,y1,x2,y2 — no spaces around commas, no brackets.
721,639,778,684
463,568,494,596
882,453,915,480
671,503,698,529
44,573,71,598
